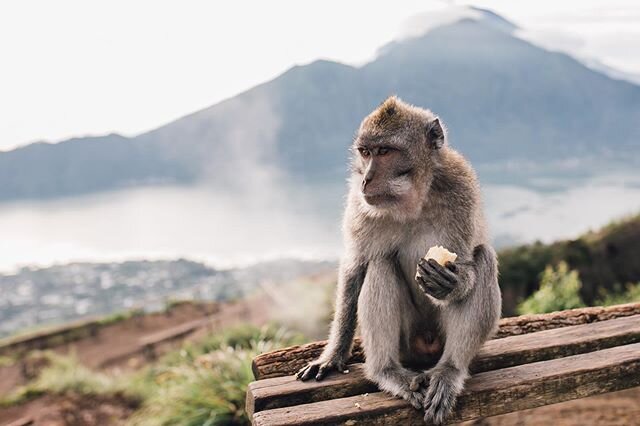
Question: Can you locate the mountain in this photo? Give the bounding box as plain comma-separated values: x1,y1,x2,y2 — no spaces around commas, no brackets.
2,9,639,201
0,134,193,199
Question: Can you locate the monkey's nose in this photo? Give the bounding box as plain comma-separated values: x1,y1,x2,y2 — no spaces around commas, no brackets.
362,177,371,190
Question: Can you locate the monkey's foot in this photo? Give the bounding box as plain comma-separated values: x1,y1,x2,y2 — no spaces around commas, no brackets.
422,366,465,425
296,358,347,381
409,370,431,391
372,368,426,410
400,387,427,410
416,258,458,300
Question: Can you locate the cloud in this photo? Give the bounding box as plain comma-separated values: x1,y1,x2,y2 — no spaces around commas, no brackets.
395,5,484,41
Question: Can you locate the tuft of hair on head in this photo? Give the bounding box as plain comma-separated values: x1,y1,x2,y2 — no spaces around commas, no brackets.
367,96,408,133
360,95,447,150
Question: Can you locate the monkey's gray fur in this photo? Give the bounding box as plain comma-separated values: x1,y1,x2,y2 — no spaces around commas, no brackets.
296,96,501,425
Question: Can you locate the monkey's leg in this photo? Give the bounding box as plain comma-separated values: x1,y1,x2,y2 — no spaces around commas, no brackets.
358,259,426,409
297,257,367,381
418,245,501,425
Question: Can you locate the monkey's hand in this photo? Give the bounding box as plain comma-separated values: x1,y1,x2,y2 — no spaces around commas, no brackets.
296,356,348,381
415,258,458,300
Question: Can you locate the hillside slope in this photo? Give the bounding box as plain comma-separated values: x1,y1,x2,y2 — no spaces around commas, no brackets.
499,214,640,315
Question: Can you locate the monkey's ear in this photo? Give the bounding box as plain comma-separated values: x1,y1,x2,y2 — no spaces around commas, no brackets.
426,118,445,150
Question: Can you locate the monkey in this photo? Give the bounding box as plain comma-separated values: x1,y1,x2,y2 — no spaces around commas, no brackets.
296,96,501,424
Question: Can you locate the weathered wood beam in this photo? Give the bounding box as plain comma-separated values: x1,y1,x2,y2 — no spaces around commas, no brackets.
247,315,640,415
471,314,640,372
252,342,640,426
494,302,640,338
252,302,640,379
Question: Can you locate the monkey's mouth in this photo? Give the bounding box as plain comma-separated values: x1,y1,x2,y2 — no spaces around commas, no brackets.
363,193,396,206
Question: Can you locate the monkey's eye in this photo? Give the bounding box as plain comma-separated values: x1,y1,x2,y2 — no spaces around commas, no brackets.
359,148,371,157
378,147,389,156
397,168,413,177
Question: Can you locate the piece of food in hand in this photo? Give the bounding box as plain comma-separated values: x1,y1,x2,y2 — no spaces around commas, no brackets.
423,245,457,266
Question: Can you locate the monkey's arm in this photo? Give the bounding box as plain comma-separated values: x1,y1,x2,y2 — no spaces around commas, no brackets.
414,244,500,424
296,258,367,381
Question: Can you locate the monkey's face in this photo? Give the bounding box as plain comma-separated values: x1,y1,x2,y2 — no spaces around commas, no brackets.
352,138,426,218
352,96,447,220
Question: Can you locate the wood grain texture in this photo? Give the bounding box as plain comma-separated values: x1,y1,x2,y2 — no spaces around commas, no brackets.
251,303,640,380
494,302,640,338
252,343,640,426
246,315,640,415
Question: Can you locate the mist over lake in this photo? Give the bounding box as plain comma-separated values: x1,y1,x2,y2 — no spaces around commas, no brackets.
0,173,638,273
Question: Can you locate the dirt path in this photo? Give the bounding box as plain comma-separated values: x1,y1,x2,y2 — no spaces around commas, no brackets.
0,302,217,399
0,365,25,401
0,394,138,426
54,302,218,370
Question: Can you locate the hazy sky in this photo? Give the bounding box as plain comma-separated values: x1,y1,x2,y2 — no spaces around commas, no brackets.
1,0,638,151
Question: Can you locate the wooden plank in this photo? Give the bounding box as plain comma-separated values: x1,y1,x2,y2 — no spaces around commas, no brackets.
246,315,640,415
246,363,376,417
252,343,640,426
470,313,640,372
251,338,365,381
494,302,640,338
251,302,640,379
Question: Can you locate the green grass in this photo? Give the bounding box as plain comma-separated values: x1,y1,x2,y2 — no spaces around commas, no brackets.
163,298,194,312
0,355,16,368
0,351,142,408
128,346,256,426
128,323,304,426
98,308,145,326
596,282,640,307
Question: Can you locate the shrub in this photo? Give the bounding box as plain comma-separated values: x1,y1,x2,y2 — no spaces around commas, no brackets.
128,324,304,426
517,262,585,315
128,346,255,426
596,282,640,306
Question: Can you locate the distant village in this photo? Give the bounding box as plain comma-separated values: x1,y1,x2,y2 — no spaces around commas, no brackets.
0,258,335,339
0,260,233,338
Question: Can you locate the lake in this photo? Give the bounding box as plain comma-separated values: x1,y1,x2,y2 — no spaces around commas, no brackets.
0,173,638,273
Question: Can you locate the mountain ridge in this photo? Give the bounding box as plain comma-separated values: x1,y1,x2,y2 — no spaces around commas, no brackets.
2,13,639,201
